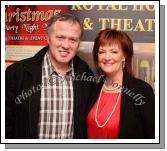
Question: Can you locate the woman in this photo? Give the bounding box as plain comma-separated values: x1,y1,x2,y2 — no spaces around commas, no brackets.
86,29,155,139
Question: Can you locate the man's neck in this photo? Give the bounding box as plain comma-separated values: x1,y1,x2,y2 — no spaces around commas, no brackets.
48,55,71,76
55,64,70,76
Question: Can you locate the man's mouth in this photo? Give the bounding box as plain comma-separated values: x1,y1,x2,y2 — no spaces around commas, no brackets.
59,50,69,57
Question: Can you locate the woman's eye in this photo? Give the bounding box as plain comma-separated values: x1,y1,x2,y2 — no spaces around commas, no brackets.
98,51,105,54
112,51,118,54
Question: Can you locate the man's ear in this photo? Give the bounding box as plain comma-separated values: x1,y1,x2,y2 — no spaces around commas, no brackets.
47,35,50,43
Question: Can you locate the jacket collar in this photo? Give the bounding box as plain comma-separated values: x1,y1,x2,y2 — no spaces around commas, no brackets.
23,45,86,76
23,46,49,75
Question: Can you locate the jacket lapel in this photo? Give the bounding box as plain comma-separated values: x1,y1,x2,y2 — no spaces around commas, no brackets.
118,69,130,137
86,80,103,115
23,46,48,138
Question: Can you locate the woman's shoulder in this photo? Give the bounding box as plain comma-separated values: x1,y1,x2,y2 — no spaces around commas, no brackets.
124,77,155,106
130,77,154,94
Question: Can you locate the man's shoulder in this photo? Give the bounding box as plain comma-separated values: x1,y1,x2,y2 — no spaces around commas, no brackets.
6,46,48,72
6,57,32,70
73,55,89,68
73,55,94,77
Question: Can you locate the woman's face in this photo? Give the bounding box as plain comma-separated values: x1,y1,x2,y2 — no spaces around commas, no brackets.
98,43,125,77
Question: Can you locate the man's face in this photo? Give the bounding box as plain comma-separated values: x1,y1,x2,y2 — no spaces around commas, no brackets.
47,20,81,67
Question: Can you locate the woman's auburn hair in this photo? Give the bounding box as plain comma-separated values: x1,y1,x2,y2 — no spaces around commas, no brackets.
93,28,134,78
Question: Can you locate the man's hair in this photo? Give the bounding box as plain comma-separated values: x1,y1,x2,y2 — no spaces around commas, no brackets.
46,12,83,37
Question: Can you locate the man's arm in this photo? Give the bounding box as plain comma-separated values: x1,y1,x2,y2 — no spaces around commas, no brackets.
5,66,16,138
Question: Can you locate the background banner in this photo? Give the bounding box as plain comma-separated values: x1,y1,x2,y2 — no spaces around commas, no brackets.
5,5,68,45
69,5,155,42
5,5,155,89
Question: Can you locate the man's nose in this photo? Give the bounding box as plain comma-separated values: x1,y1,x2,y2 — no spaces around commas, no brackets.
63,39,70,49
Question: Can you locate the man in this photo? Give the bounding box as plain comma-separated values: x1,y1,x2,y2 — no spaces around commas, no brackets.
5,13,94,139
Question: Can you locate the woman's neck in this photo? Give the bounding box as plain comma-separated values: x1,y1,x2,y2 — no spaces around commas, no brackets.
104,70,123,92
106,70,123,86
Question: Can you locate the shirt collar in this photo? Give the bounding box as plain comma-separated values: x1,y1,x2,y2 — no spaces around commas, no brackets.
45,52,74,77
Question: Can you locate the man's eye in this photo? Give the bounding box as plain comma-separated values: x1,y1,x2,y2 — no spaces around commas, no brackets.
70,39,76,42
57,36,64,40
70,38,77,43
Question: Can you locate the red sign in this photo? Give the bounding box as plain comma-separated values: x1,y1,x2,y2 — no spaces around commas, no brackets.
5,5,68,45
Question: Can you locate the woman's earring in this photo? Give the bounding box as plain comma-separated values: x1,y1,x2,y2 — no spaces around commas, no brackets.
122,60,125,69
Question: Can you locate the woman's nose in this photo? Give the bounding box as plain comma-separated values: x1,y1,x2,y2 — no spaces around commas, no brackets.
104,52,112,60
